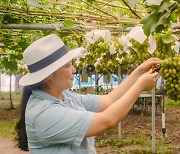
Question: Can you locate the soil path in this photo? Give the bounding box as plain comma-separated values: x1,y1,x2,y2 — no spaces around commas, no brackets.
0,137,29,154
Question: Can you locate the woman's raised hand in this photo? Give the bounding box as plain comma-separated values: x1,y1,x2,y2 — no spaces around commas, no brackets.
137,69,159,91
136,57,161,74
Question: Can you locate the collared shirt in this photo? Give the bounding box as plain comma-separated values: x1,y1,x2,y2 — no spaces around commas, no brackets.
25,89,100,154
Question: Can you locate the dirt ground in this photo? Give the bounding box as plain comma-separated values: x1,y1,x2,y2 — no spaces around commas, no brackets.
0,101,180,154
0,137,29,154
95,106,180,153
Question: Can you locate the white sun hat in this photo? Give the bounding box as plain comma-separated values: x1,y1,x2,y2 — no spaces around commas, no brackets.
19,34,83,86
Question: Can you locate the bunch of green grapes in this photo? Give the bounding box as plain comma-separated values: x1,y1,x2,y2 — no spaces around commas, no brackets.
128,33,176,64
91,38,130,74
159,55,180,101
73,37,111,72
113,38,124,51
73,37,134,74
152,33,175,59
128,38,151,64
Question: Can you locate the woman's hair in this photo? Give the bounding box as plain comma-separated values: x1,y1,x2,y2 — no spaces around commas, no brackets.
15,82,44,151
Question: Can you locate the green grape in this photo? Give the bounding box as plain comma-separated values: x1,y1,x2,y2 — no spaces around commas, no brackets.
159,54,180,101
129,33,176,65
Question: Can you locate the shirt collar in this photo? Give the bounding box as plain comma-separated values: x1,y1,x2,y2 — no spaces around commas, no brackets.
32,89,65,102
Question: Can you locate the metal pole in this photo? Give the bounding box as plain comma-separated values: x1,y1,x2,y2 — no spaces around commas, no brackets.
152,87,156,153
161,78,166,137
0,23,132,32
78,70,81,94
118,64,122,138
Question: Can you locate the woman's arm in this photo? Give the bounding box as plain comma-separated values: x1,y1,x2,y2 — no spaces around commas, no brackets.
85,70,158,137
97,58,161,112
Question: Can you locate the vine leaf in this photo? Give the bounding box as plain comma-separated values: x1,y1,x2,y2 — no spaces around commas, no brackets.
10,0,18,4
86,0,95,4
140,11,159,36
63,20,74,29
140,1,178,36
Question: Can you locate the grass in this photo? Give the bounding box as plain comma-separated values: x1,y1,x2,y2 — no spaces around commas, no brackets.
96,133,176,154
132,146,173,154
3,104,20,110
0,91,22,101
164,99,180,107
96,133,144,149
0,119,18,138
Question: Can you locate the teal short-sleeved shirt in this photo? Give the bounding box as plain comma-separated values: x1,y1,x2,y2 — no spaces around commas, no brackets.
25,89,100,154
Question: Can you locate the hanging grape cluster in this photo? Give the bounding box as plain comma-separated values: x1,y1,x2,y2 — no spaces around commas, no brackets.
152,34,176,59
159,55,180,101
129,38,151,64
74,37,132,74
128,33,176,64
74,37,110,72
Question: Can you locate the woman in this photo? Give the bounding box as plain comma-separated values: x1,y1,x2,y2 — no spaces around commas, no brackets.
16,34,160,154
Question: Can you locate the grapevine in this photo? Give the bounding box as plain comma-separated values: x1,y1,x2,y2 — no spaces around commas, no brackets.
128,33,176,64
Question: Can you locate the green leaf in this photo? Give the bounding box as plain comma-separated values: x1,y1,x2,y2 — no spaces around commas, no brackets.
86,0,95,3
10,0,18,4
169,12,177,22
1,0,8,4
63,20,74,29
140,1,178,36
162,32,174,43
140,11,160,36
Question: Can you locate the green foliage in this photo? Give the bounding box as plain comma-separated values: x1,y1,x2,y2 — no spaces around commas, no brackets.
0,30,31,75
140,0,179,36
0,119,18,138
0,91,22,101
63,20,74,29
133,146,172,154
0,0,179,79
0,29,85,75
96,133,144,149
165,99,180,107
86,0,95,3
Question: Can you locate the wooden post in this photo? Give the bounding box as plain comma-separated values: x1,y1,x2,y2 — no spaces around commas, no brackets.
9,76,14,109
95,73,98,95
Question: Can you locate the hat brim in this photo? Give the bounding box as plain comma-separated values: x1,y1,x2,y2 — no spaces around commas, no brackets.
19,47,83,86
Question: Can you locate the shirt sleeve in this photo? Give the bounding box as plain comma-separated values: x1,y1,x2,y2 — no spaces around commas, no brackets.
80,94,100,112
34,104,94,147
65,90,100,112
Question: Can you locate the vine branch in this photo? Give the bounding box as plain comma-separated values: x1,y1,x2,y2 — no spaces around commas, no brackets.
81,0,118,20
121,0,141,19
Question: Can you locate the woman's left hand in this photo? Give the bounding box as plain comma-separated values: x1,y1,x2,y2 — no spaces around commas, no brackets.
136,57,161,74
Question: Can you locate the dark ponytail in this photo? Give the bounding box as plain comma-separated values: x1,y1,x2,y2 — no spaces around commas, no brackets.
15,82,43,151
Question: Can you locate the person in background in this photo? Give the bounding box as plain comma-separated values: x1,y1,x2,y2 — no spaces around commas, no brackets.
16,34,160,154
